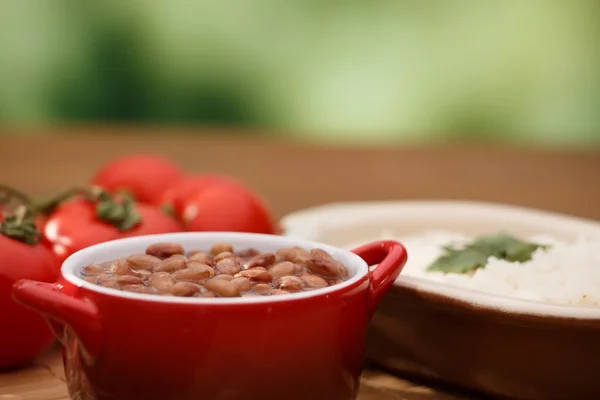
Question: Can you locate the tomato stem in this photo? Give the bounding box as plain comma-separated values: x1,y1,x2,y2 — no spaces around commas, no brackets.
33,185,142,231
0,184,34,216
13,205,28,225
94,191,141,231
0,185,43,245
0,205,42,245
33,186,104,216
161,203,175,217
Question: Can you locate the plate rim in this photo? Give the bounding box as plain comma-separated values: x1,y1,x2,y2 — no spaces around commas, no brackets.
280,200,600,320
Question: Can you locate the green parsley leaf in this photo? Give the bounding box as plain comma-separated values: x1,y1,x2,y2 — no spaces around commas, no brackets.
426,232,549,274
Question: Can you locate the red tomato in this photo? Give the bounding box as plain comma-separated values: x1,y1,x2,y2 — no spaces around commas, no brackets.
122,202,183,237
181,181,276,234
44,198,182,265
0,229,58,369
34,214,48,234
160,174,232,219
91,154,184,205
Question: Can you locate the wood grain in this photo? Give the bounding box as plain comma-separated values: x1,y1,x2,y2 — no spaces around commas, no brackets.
0,129,598,220
0,129,597,399
0,346,475,400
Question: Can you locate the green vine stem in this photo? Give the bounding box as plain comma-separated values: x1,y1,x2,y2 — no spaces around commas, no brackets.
34,185,141,231
94,190,141,231
1,184,142,234
0,205,42,245
0,183,34,217
32,185,104,216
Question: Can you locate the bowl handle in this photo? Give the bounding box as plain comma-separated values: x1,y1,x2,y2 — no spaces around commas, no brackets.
12,280,103,360
351,240,408,317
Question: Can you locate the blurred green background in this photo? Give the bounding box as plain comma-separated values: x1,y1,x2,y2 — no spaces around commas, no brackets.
0,1,599,147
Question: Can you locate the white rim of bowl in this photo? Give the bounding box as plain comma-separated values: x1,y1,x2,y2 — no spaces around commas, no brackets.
280,200,600,319
62,232,369,305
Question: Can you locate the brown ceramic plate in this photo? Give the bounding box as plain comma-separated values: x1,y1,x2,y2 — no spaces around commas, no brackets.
281,201,600,400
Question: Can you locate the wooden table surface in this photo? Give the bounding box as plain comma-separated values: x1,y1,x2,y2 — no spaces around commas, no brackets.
0,129,599,400
0,344,475,400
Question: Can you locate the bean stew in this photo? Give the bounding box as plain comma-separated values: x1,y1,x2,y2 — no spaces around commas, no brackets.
79,242,351,298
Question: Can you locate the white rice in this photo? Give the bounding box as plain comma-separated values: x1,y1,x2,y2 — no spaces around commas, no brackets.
355,230,600,306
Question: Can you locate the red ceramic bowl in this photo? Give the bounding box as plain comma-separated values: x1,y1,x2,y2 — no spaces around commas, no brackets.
12,232,407,400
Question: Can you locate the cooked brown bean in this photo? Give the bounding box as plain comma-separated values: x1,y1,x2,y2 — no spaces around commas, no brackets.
81,264,104,276
293,263,305,274
234,256,245,265
154,257,187,273
172,265,213,281
109,259,131,275
187,261,216,276
194,291,217,298
170,282,202,297
336,262,349,279
245,253,276,269
98,278,119,289
132,269,153,279
116,275,144,286
211,243,233,255
252,283,272,294
97,273,114,283
146,242,185,258
149,272,175,294
213,251,235,263
211,274,234,281
161,254,189,270
127,254,161,270
276,247,299,262
236,248,260,259
306,258,339,278
203,278,240,297
231,277,252,292
268,261,296,279
188,251,211,264
215,257,241,275
79,242,351,298
122,285,155,294
300,272,328,288
269,289,290,296
273,276,305,292
292,247,311,264
235,267,273,283
310,248,333,261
